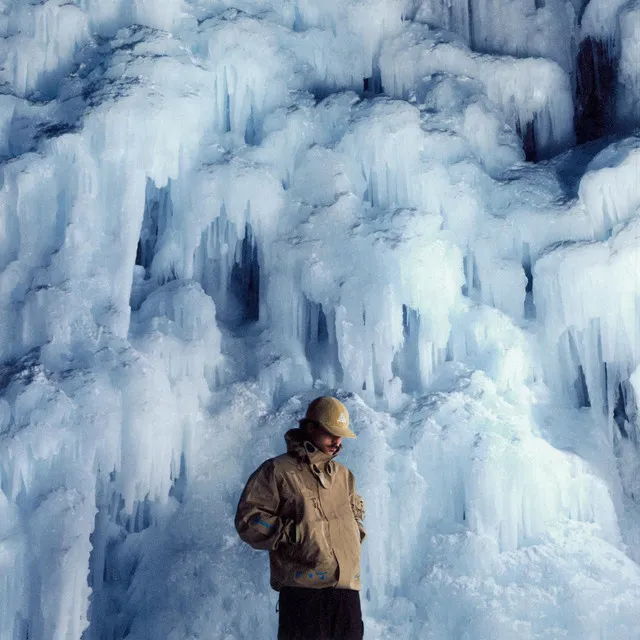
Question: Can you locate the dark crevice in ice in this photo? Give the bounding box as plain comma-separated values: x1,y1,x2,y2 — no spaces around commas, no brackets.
462,252,481,297
613,382,630,439
575,0,591,25
169,452,187,503
552,136,612,200
467,0,475,50
522,243,536,319
229,223,260,324
86,475,155,640
574,365,591,408
575,37,618,144
516,118,537,162
244,104,257,145
304,298,343,386
392,305,423,393
292,6,304,32
363,72,384,96
223,70,232,133
14,618,28,640
445,336,454,362
566,330,591,408
131,179,175,309
136,178,173,273
193,214,261,329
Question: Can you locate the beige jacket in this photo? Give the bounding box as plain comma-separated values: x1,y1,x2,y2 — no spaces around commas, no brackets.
235,429,366,591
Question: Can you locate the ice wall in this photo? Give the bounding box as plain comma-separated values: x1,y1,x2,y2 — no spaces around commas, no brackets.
0,0,90,98
0,21,223,639
380,24,575,158
401,0,637,144
531,137,640,430
264,97,466,408
412,0,578,72
0,0,639,639
535,216,640,435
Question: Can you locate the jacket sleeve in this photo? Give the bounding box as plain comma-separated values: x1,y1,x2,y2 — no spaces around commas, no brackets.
235,460,294,551
348,470,366,542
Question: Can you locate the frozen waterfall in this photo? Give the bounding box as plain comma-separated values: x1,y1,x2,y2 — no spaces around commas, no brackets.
1,0,640,639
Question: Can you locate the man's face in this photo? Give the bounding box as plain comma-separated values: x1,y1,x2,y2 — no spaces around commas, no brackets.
308,423,342,456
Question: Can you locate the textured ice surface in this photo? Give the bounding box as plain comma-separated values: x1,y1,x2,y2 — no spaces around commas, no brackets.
0,1,639,639
380,23,575,158
412,0,578,72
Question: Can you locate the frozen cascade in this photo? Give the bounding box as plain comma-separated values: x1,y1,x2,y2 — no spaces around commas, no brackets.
396,370,620,555
535,217,640,436
0,0,640,638
0,0,90,99
0,22,223,640
379,24,575,158
194,16,308,143
263,97,467,406
0,350,168,640
461,135,639,321
412,0,578,73
135,179,173,276
292,0,407,80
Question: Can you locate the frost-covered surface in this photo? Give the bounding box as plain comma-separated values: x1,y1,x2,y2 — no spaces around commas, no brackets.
0,1,640,639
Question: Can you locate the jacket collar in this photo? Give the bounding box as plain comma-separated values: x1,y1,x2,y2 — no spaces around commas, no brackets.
285,428,338,487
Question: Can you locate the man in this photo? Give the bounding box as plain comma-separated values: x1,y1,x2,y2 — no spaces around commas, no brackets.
235,396,366,640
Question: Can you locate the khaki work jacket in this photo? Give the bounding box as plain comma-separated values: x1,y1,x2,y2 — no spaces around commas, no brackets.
235,429,366,591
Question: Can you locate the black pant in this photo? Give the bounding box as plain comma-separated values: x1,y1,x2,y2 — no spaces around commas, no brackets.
278,587,364,640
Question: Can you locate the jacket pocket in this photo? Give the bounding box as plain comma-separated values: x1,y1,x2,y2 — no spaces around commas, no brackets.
289,491,335,571
298,489,324,521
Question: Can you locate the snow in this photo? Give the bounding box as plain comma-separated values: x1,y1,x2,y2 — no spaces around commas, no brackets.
0,0,639,639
